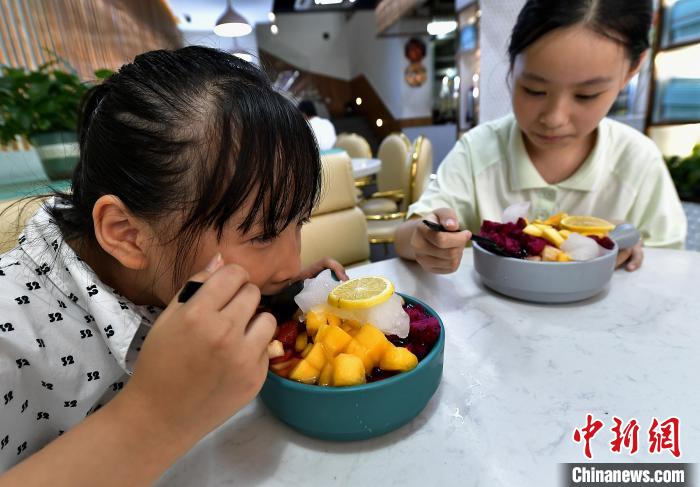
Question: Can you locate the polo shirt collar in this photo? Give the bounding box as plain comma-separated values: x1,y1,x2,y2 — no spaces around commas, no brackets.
506,115,609,192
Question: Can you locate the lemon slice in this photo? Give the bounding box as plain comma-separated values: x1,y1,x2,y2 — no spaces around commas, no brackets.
327,276,394,309
561,215,615,236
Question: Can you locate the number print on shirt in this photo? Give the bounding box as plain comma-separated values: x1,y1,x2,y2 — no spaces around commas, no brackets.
111,381,124,392
17,235,26,244
36,411,49,420
104,325,114,338
20,400,28,413
1,435,8,450
48,312,63,323
41,381,53,390
84,314,94,323
86,284,98,297
16,441,27,455
0,269,5,276
51,239,58,251
79,329,93,339
36,338,45,348
3,390,13,404
60,355,74,366
35,263,50,275
57,299,66,309
87,371,100,381
25,281,40,291
118,301,129,310
0,322,14,332
14,296,30,305
15,358,30,368
64,400,77,408
68,293,78,303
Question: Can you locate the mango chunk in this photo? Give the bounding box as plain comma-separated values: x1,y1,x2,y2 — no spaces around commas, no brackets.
320,325,352,357
344,339,374,373
556,252,572,262
542,227,565,248
543,212,568,226
332,354,366,386
305,342,327,370
541,245,562,262
354,324,391,365
289,359,319,384
559,229,571,239
319,363,334,386
523,224,544,237
295,332,308,352
305,311,325,337
380,346,418,372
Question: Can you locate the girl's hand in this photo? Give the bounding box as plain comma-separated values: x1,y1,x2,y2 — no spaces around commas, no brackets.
119,253,276,449
297,256,349,281
411,208,471,273
616,241,644,271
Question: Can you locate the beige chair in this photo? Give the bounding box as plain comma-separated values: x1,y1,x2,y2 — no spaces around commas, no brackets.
359,133,412,215
334,133,372,159
0,198,43,253
301,150,370,268
365,135,433,244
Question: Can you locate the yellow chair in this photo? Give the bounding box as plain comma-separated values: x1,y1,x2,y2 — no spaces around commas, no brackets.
0,198,44,253
365,135,433,245
334,133,372,159
301,150,370,268
359,132,411,216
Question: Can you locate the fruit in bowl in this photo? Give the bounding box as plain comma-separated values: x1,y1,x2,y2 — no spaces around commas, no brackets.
479,212,616,263
471,203,640,303
267,275,441,387
259,271,444,441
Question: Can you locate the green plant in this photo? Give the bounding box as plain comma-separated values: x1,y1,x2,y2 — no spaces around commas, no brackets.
666,143,700,202
0,60,112,144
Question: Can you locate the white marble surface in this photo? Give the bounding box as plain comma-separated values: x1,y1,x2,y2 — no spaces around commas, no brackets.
157,248,700,486
351,158,381,179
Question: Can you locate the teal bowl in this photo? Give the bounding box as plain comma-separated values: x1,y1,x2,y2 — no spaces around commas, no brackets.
259,294,445,441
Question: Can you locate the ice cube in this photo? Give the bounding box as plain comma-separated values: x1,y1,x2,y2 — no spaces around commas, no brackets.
561,233,600,261
501,201,530,224
294,269,338,313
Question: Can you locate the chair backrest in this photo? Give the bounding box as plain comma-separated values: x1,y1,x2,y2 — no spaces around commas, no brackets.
334,133,372,159
409,135,433,205
376,133,410,193
301,151,369,267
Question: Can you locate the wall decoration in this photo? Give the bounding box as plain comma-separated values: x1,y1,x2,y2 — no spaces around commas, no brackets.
404,37,427,87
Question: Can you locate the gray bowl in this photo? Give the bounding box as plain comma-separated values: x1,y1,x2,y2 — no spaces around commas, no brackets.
472,224,640,303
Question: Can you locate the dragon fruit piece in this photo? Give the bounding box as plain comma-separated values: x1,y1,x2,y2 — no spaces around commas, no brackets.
588,235,615,250
523,235,547,256
516,217,528,229
480,220,502,232
501,236,522,255
404,303,428,322
406,342,430,360
409,316,441,347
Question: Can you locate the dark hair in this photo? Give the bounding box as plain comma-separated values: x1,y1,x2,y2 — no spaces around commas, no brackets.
297,100,317,117
49,46,321,283
508,0,652,68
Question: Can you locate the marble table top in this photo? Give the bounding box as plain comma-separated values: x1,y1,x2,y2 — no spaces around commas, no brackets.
351,158,381,179
157,248,700,486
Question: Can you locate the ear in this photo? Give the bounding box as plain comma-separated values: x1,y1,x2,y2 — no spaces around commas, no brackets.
92,195,153,270
622,50,648,86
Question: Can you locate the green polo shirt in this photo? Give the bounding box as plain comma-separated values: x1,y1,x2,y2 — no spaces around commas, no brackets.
408,114,687,248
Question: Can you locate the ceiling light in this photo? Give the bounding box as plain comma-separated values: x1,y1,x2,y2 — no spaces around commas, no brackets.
271,24,279,35
355,97,362,105
268,12,276,22
214,0,252,37
376,118,383,127
315,0,344,4
427,20,457,36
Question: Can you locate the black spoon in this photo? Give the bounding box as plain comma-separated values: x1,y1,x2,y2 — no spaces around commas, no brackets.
422,219,526,259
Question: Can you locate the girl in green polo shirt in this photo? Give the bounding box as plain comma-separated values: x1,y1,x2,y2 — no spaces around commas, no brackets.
395,0,687,274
